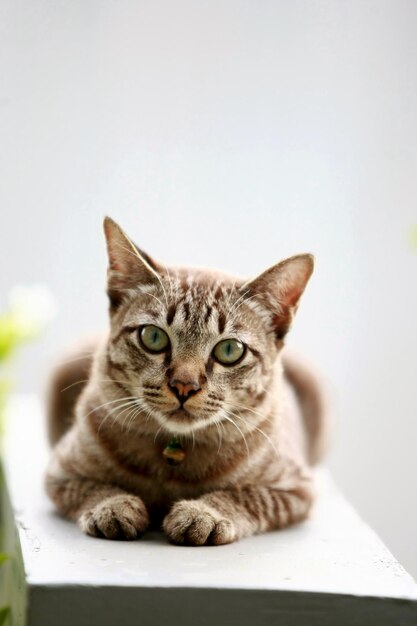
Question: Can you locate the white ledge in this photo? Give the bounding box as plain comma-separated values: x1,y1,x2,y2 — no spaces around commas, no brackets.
2,396,417,626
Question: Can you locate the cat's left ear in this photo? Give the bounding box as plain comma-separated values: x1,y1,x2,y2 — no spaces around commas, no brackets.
103,217,163,309
242,254,314,341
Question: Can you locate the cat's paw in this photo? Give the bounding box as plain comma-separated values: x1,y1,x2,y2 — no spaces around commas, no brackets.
163,500,237,546
79,494,149,540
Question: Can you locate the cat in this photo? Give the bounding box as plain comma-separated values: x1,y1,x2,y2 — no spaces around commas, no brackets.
45,217,327,545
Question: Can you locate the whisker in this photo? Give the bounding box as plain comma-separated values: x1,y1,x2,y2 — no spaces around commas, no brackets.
111,243,168,308
154,424,164,444
118,400,143,427
130,399,155,432
231,400,272,421
228,289,251,316
214,418,223,455
141,291,165,309
128,397,166,434
221,411,250,456
164,265,176,299
60,376,127,393
53,352,95,366
228,406,278,456
84,396,138,420
224,282,238,311
123,403,145,432
116,283,165,308
97,399,139,434
105,399,139,421
60,379,90,392
114,242,170,310
232,293,260,316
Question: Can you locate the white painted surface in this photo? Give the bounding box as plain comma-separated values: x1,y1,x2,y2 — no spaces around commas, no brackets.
2,397,417,626
1,0,417,585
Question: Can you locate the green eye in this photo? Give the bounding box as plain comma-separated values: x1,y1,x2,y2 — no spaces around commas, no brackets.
213,338,245,365
139,325,170,353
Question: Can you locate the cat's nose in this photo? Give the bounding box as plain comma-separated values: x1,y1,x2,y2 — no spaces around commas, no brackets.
168,378,201,404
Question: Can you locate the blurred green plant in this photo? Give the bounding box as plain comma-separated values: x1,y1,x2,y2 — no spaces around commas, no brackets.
0,284,57,360
0,285,56,626
0,607,10,626
0,285,56,415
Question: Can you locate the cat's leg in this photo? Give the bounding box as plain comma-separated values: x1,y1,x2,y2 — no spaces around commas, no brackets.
46,470,150,540
163,478,313,546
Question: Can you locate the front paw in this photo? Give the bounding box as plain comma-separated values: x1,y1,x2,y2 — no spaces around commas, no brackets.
163,500,237,546
79,494,149,540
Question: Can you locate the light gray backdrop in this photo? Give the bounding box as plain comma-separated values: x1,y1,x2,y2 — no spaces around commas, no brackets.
1,1,416,578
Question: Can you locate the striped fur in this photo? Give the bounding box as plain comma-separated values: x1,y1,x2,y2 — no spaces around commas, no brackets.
46,217,326,545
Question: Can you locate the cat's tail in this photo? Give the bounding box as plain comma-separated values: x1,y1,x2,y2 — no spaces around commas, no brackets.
282,350,330,465
47,338,98,446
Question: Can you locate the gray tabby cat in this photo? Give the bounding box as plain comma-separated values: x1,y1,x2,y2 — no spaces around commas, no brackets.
46,217,327,545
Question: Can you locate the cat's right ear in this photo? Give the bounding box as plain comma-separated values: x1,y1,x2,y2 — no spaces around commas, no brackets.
103,217,162,310
241,254,314,342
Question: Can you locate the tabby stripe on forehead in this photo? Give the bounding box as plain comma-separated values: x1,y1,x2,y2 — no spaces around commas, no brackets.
180,277,189,293
183,301,190,321
218,311,226,334
166,303,177,325
204,306,212,324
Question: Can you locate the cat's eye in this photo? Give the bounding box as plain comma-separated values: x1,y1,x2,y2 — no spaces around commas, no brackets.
213,338,245,365
139,325,170,353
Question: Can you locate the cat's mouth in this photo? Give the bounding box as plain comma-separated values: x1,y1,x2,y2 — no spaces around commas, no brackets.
168,407,194,422
154,405,218,435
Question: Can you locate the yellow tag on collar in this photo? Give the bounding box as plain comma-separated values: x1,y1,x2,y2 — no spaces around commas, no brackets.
162,439,186,465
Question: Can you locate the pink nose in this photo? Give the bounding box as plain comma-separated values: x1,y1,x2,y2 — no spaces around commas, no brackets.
169,379,201,403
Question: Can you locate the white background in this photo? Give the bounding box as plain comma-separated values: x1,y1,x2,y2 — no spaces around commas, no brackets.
1,1,416,578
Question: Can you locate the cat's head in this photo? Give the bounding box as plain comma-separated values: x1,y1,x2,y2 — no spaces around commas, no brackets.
102,217,314,437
